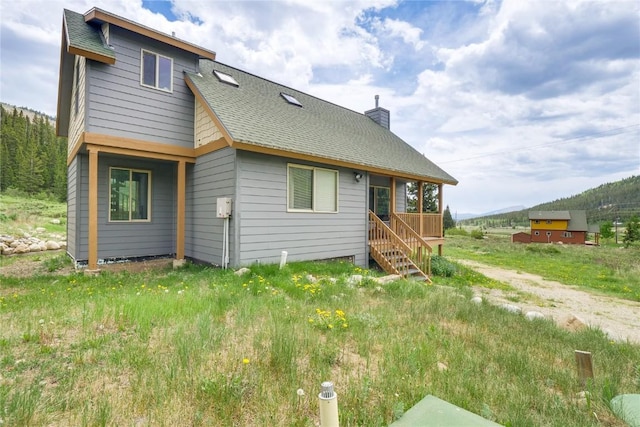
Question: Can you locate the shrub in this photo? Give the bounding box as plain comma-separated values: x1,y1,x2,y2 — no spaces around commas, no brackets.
431,255,457,277
470,229,485,239
446,227,469,237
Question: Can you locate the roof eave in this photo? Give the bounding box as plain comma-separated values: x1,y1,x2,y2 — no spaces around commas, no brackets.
56,16,72,137
84,8,216,60
231,139,457,185
68,45,116,65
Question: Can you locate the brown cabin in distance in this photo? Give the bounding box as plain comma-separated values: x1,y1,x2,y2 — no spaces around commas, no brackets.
511,210,599,245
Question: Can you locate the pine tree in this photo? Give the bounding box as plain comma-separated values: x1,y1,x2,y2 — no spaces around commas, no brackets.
406,182,438,212
623,215,640,247
443,205,456,230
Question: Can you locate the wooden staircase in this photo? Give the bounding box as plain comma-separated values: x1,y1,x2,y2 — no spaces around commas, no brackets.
369,211,432,282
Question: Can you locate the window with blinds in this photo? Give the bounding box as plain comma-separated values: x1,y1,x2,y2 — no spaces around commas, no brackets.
287,164,338,212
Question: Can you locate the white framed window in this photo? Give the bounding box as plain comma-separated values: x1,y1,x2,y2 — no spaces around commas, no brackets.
534,231,540,236
109,167,151,222
287,164,338,213
563,231,573,238
141,49,173,92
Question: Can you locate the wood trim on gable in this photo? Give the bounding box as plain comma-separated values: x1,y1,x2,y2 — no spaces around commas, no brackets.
185,76,235,146
195,137,229,156
84,8,215,60
67,45,116,65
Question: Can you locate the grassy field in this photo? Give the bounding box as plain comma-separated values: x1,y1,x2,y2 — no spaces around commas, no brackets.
445,230,640,302
0,193,67,237
1,259,639,426
2,197,639,425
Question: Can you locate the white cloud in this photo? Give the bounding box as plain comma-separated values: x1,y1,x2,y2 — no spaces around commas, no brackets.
379,18,426,51
1,0,638,214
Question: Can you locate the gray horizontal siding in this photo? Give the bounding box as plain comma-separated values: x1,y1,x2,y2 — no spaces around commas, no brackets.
66,157,78,260
236,151,367,267
75,154,177,261
86,26,197,147
185,147,237,265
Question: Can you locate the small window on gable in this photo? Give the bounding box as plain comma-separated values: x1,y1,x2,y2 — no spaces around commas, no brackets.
214,70,239,87
141,49,173,92
546,220,553,224
281,93,302,107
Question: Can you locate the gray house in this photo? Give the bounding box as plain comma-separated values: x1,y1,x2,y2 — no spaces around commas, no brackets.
57,7,457,279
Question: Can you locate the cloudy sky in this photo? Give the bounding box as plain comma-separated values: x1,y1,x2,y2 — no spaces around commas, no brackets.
1,0,639,215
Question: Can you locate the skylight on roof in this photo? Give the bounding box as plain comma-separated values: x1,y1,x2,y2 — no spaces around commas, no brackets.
214,70,239,86
281,93,302,107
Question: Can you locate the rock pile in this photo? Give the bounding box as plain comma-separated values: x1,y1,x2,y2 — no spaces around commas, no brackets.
1,234,67,255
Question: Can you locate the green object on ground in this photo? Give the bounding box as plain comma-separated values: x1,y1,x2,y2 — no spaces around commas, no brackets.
610,394,640,427
389,395,503,427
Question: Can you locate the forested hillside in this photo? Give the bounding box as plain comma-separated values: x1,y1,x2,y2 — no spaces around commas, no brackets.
0,105,67,201
462,175,640,227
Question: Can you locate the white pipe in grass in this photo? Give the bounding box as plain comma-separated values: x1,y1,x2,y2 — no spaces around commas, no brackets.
318,381,339,427
279,250,288,269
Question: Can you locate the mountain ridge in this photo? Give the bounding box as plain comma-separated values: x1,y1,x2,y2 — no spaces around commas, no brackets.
459,176,640,226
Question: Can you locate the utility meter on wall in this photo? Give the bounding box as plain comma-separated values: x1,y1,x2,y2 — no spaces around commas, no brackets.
216,197,232,218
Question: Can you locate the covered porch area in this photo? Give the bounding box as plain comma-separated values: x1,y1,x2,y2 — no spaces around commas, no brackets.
368,176,447,281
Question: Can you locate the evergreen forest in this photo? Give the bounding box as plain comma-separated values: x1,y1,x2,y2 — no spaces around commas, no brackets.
0,105,68,201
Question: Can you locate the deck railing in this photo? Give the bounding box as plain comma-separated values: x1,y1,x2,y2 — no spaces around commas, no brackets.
390,213,432,275
395,212,443,238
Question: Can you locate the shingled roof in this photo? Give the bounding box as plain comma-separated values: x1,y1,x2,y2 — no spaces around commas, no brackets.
63,9,116,64
186,61,458,185
529,210,590,231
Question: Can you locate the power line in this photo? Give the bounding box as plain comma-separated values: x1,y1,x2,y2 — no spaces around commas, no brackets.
438,124,640,164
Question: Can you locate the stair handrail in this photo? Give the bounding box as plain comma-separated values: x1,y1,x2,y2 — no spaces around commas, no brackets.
390,213,433,276
390,213,433,253
369,211,428,280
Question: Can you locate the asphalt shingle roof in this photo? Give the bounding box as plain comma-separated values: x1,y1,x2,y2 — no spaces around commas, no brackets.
529,211,572,220
566,210,588,231
186,61,458,185
529,210,589,231
63,9,115,62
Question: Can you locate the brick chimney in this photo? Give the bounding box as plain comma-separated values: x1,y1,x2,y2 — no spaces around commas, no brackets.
365,95,390,130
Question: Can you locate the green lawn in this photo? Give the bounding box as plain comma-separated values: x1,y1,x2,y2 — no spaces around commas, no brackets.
443,233,640,302
1,260,638,426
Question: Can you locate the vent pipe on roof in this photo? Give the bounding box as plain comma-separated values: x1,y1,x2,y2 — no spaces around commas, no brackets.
365,95,390,130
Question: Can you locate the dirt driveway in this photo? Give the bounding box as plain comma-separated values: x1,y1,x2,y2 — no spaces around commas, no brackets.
459,260,640,345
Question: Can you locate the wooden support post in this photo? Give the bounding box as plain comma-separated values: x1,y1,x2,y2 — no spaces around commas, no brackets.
176,160,186,261
390,177,396,214
417,181,424,237
575,350,594,386
438,183,443,256
87,147,99,272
